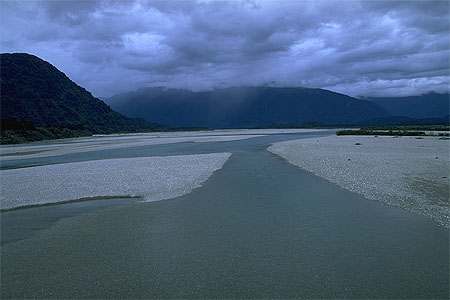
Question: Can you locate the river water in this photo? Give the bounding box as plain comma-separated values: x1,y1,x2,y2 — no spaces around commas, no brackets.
1,131,448,298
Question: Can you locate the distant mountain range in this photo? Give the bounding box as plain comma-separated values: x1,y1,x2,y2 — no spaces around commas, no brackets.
1,53,448,143
105,87,391,128
0,53,164,143
365,94,449,119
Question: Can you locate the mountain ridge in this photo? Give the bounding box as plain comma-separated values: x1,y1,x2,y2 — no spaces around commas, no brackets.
106,86,391,128
0,53,167,143
365,93,449,119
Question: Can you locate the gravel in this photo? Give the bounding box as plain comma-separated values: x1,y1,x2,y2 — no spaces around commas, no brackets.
0,134,259,161
268,136,449,228
0,153,231,210
0,129,327,161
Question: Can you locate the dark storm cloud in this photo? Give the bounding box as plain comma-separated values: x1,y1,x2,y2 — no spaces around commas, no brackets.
1,0,448,97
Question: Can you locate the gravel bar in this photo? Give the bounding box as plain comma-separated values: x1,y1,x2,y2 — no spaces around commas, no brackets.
1,153,231,210
268,136,449,228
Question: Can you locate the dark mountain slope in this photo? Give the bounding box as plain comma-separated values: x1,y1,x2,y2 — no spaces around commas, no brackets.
356,115,450,126
366,93,449,119
106,87,390,128
0,53,160,135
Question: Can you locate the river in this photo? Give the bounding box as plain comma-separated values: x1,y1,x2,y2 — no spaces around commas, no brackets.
1,131,448,298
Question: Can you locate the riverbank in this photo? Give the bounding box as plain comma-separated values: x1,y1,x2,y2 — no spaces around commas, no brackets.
268,135,449,228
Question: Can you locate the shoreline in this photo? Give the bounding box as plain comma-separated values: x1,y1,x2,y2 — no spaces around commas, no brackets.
1,153,231,211
268,135,449,228
0,195,141,212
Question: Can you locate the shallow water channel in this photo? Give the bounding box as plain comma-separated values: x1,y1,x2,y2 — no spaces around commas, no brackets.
1,131,448,299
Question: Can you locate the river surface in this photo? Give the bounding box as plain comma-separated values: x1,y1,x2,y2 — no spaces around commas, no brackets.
1,131,448,299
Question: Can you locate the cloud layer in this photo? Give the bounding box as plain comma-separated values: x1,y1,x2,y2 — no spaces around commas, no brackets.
1,0,449,97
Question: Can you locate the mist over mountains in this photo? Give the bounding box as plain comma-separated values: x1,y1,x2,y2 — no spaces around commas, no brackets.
105,87,392,128
366,94,449,119
1,53,448,144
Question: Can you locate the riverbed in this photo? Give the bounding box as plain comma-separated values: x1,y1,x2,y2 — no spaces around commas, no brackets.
1,130,448,299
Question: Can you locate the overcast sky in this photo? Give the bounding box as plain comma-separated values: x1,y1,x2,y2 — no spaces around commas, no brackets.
1,0,449,98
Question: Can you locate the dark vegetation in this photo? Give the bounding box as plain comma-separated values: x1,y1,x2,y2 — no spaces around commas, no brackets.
105,86,391,128
336,125,450,137
248,117,449,129
354,115,450,126
365,93,450,119
0,53,168,144
362,125,450,131
0,118,91,144
107,87,449,129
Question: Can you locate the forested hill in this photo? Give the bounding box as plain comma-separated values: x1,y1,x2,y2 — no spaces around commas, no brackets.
365,93,450,119
1,53,163,143
106,86,391,128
